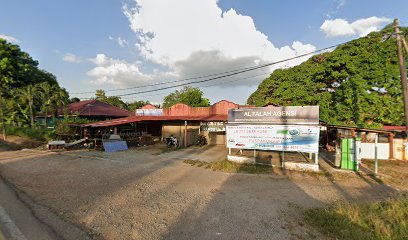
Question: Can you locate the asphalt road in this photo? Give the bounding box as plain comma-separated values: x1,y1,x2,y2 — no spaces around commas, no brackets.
0,177,57,240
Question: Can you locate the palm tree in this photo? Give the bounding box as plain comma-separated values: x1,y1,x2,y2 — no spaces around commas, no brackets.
51,87,69,117
39,83,69,128
38,83,53,128
15,84,40,127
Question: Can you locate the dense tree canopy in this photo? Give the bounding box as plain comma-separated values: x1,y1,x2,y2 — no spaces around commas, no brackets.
127,100,151,111
163,86,210,108
0,39,68,137
94,89,129,110
248,26,408,127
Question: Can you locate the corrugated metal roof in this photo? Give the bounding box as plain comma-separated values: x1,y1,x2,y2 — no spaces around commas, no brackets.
382,125,406,131
82,115,228,127
57,100,132,117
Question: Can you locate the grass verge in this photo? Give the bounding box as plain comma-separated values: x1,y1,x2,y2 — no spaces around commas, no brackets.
304,197,408,240
184,159,273,174
5,126,54,142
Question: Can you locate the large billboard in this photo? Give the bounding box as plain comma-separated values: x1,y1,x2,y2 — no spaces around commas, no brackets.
228,106,319,125
226,125,320,153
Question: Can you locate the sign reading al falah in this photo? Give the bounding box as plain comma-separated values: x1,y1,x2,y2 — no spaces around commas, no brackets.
228,106,319,125
226,106,320,153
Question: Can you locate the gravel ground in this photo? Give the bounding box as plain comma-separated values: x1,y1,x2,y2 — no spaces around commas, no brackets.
0,147,399,240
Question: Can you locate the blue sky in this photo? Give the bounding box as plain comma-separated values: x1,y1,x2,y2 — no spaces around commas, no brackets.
1,0,407,104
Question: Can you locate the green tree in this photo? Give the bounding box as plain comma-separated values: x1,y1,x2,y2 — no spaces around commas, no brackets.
15,84,41,127
94,89,129,110
38,82,68,128
0,39,39,139
163,86,210,108
127,100,150,111
38,82,53,128
248,26,407,127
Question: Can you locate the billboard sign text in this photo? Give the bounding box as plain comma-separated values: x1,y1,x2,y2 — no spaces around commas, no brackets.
228,106,319,125
226,125,320,153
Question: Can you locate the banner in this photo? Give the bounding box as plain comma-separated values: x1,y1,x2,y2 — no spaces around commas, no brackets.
200,122,225,132
136,109,163,116
228,106,319,124
226,125,320,153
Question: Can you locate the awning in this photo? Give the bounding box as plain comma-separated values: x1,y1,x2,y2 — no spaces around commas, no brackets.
81,115,228,127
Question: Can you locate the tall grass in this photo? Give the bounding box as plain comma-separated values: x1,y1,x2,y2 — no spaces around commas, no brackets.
304,197,408,240
5,126,55,142
184,159,273,174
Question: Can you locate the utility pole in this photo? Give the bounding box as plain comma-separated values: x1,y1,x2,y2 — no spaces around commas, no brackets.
393,19,408,137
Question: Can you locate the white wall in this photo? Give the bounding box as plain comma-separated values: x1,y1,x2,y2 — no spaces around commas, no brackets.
360,143,389,160
393,139,408,160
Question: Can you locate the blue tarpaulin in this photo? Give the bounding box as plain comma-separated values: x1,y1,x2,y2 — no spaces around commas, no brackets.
103,141,128,152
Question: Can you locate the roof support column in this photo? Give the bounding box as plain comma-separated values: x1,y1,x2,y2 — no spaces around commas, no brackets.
389,133,394,160
184,120,187,147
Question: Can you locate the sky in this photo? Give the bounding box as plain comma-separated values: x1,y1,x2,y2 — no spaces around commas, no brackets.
1,0,407,105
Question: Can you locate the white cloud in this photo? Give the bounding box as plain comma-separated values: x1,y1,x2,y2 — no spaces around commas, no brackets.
86,0,318,103
63,53,83,63
122,0,315,66
109,36,129,47
336,0,346,9
320,16,391,38
87,54,175,87
0,34,20,43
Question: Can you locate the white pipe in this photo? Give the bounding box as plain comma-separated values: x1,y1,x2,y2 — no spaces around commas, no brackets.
375,133,378,175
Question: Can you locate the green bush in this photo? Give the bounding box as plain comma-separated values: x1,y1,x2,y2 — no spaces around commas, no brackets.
5,126,55,142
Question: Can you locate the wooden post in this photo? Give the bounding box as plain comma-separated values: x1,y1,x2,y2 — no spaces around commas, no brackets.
394,19,408,137
389,133,394,160
114,127,118,135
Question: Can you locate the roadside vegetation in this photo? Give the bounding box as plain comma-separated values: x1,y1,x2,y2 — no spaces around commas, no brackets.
184,159,273,174
248,26,408,128
6,126,54,142
304,196,408,240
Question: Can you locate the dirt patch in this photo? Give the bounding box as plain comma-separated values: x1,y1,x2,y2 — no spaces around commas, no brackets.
0,136,44,151
0,149,401,240
361,159,408,191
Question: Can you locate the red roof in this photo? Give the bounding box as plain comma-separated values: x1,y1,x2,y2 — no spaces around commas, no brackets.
57,100,131,118
140,104,158,109
82,115,228,127
81,100,253,128
383,125,407,131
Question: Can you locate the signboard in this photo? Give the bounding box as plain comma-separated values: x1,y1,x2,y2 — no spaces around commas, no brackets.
200,122,225,132
228,106,319,125
226,125,320,153
136,109,163,116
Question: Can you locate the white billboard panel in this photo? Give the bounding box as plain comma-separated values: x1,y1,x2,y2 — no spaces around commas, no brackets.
226,125,320,153
136,109,163,116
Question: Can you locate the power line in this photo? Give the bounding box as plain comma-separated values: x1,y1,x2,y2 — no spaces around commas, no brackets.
118,71,271,101
71,63,267,95
104,44,340,98
71,43,342,96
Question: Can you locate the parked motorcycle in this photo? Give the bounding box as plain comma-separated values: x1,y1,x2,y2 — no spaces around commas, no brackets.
197,134,207,147
166,136,178,148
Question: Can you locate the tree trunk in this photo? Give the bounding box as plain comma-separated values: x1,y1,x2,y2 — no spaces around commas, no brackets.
0,92,6,140
45,108,48,128
29,100,34,128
